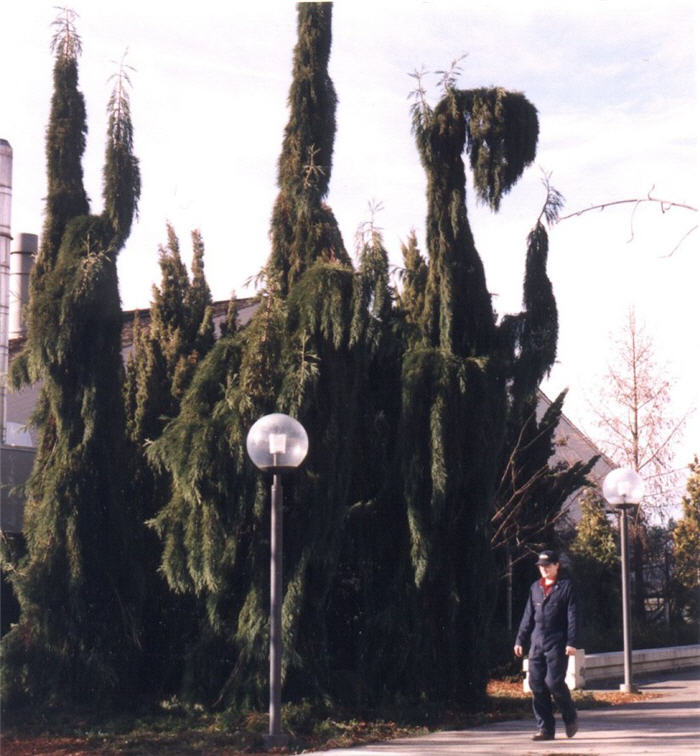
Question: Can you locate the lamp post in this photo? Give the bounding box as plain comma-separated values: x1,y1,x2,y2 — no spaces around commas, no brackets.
246,413,308,748
602,467,645,693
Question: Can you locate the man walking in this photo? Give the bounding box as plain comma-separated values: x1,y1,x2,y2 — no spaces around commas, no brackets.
514,549,579,741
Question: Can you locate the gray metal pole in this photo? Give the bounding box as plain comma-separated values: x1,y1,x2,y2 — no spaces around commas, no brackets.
264,473,288,748
619,504,636,693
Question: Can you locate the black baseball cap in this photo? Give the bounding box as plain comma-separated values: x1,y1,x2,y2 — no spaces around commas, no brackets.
536,549,559,566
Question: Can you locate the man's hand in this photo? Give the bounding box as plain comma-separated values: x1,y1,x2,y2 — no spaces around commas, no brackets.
565,646,576,656
514,644,523,658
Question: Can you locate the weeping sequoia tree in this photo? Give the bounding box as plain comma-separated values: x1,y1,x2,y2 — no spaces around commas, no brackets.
2,9,141,704
1,3,593,710
147,2,592,710
148,3,365,705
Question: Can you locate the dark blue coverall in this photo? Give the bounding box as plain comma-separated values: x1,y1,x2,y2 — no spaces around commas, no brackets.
515,575,578,735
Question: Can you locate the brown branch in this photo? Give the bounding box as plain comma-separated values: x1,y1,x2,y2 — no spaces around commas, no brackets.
638,407,693,473
558,192,697,222
662,224,699,258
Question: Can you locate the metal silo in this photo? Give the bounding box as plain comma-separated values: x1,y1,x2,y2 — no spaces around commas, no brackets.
9,233,37,340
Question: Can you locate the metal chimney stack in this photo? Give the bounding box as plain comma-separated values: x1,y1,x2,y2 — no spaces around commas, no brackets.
0,139,12,445
10,233,37,339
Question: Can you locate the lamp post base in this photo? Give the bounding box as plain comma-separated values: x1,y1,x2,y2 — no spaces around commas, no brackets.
263,733,289,749
619,683,638,693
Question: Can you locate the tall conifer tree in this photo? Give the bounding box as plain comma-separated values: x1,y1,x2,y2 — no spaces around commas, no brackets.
123,226,215,694
400,68,584,705
149,2,371,705
268,4,350,296
149,4,590,710
3,11,141,705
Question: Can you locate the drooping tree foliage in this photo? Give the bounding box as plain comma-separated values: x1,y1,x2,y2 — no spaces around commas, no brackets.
395,229,428,336
321,213,417,704
396,66,596,705
267,3,351,297
35,10,89,279
124,225,214,445
147,5,594,710
147,2,383,706
123,225,215,695
2,10,141,705
1,3,596,712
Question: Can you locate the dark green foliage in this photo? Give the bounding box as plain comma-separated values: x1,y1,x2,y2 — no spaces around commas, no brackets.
148,3,410,708
2,13,141,706
148,5,359,706
148,334,251,598
400,69,593,705
672,457,700,622
317,220,414,705
38,10,89,278
268,3,350,296
186,230,215,352
509,222,558,408
1,2,594,715
103,59,141,245
125,225,215,443
399,347,502,703
122,226,216,698
219,294,240,339
149,292,297,704
567,491,621,650
465,88,539,211
570,491,618,567
403,74,528,705
351,220,392,347
148,8,592,711
412,86,497,356
488,181,594,640
395,230,428,334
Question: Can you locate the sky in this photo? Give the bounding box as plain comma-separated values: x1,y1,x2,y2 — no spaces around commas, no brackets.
2,0,699,504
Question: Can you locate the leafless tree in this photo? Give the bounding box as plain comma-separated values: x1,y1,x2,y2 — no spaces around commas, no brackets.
587,309,691,620
588,308,690,518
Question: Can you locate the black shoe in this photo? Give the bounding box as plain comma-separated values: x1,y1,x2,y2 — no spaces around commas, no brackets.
565,717,579,738
532,731,555,741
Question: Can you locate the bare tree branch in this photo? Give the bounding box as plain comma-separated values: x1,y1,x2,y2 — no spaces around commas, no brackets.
661,224,699,258
586,308,688,517
556,187,697,256
558,191,697,222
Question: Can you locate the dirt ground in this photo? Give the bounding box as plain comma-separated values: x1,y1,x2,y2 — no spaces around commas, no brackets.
0,682,649,755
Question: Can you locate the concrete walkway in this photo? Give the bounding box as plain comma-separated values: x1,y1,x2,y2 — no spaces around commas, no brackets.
305,670,699,755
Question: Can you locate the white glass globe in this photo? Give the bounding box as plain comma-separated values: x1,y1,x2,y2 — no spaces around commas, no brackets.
246,413,309,471
602,467,645,505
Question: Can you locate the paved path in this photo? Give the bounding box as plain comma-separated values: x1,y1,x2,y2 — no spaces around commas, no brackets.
305,670,699,755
